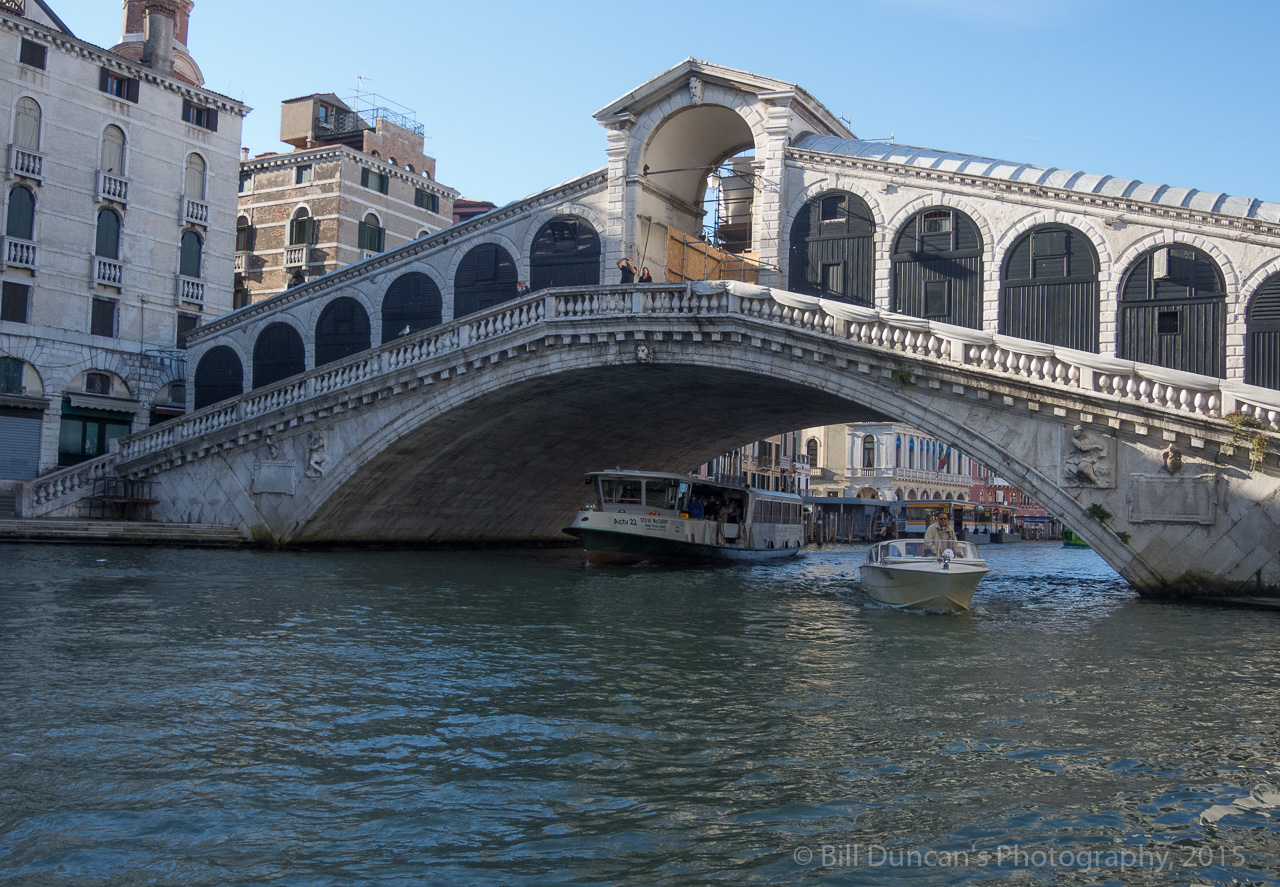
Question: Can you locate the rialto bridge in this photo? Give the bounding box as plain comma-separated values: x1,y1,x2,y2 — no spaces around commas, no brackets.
16,59,1280,598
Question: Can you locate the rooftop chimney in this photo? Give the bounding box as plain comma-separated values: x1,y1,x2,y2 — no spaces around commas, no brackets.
141,3,175,77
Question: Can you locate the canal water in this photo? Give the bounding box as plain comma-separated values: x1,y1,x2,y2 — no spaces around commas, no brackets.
1,542,1277,886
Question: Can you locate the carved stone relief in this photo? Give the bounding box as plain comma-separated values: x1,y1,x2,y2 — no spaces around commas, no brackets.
305,432,327,478
1061,424,1115,489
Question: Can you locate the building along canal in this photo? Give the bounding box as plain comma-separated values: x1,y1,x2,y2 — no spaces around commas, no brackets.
1,542,1277,885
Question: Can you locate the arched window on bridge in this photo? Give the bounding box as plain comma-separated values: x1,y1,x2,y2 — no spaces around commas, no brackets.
530,215,600,290
1000,224,1099,352
381,272,442,344
1246,272,1280,390
194,346,243,409
1118,245,1225,377
862,434,876,469
454,243,518,319
315,297,371,366
787,190,875,305
892,207,983,329
253,322,305,389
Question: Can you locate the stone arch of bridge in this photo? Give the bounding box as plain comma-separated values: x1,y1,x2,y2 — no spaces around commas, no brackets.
1111,229,1242,308
520,202,608,283
274,338,1137,584
444,231,523,315
780,176,889,307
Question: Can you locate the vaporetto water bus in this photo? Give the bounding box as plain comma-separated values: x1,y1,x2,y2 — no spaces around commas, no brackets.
564,470,805,565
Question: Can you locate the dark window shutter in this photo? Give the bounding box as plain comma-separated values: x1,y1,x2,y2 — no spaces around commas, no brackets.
99,67,110,92
126,78,140,103
206,108,218,132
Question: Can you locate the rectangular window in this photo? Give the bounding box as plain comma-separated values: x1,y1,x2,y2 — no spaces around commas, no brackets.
361,167,389,194
295,165,313,185
1157,310,1180,335
820,196,845,223
238,173,253,193
0,356,22,394
922,210,951,234
289,217,317,246
924,280,948,317
19,39,47,70
414,188,439,213
91,297,116,338
176,313,199,349
235,223,254,252
2,281,30,323
99,67,140,103
181,99,218,131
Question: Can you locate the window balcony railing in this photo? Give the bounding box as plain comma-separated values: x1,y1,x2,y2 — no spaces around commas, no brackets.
1,236,36,271
96,170,129,205
177,275,205,306
234,252,246,274
182,197,210,227
93,256,124,288
284,245,308,268
361,249,379,261
8,144,43,181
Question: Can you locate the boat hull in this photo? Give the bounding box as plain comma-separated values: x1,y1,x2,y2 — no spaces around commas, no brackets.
858,562,989,612
565,526,802,566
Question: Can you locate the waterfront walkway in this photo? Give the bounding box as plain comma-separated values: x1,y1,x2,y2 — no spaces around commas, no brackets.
0,519,246,547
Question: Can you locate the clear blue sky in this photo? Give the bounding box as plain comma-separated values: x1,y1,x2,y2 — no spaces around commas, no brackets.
55,0,1280,208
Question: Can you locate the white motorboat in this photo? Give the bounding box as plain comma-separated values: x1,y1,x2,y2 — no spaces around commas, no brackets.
859,539,989,612
564,470,805,565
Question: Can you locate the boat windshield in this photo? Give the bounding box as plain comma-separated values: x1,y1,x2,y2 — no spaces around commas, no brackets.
884,540,979,559
598,476,689,513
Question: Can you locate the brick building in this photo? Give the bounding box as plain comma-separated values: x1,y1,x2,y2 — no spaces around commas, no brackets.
235,93,457,305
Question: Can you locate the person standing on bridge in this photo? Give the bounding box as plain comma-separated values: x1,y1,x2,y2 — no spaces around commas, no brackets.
924,511,957,556
638,267,653,283
617,257,637,283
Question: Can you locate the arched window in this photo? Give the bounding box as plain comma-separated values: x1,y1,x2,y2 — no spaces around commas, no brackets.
289,207,314,246
235,215,253,252
358,212,385,252
180,230,202,278
805,437,819,466
892,207,983,328
454,243,518,318
530,215,601,289
895,435,902,468
1118,245,1226,377
862,434,876,469
95,208,121,259
253,323,305,389
1000,224,1099,352
6,185,34,240
787,190,875,304
315,297,371,366
184,153,206,200
194,346,243,409
12,97,40,151
1246,272,1280,390
101,125,125,174
381,272,442,344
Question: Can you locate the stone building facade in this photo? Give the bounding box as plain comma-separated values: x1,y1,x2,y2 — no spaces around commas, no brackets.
800,423,977,500
693,431,809,495
0,0,246,481
235,93,457,305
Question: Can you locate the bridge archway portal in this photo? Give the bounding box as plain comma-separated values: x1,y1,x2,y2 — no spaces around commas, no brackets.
637,104,757,250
